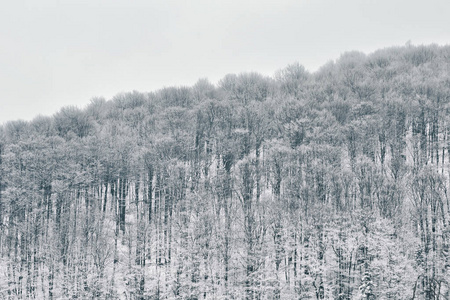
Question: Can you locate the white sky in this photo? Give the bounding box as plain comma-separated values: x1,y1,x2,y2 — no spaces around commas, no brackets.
1,0,449,124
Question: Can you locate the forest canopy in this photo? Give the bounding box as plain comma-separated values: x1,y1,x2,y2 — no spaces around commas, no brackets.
1,44,450,299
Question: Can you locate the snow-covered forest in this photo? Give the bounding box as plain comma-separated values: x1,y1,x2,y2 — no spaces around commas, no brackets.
1,44,450,299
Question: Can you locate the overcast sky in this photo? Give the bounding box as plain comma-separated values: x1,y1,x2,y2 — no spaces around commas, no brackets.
1,0,449,124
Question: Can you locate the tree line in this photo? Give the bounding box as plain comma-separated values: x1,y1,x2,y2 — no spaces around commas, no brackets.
1,44,450,299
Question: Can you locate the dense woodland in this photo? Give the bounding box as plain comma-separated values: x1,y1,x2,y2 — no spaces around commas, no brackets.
1,44,450,299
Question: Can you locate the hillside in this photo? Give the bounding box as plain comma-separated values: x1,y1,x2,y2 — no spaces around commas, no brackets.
1,44,450,299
